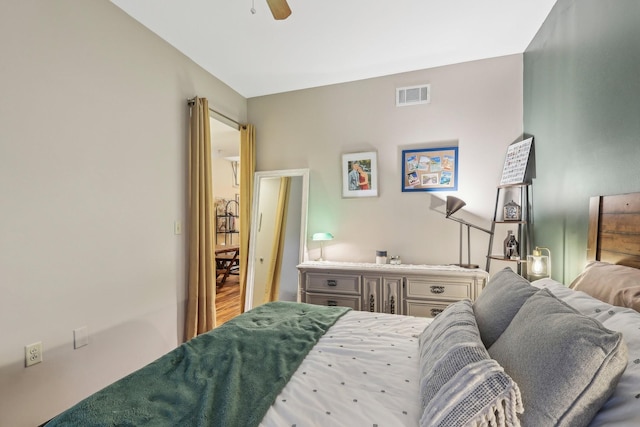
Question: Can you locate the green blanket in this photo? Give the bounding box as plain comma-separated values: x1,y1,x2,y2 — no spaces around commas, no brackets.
47,301,350,427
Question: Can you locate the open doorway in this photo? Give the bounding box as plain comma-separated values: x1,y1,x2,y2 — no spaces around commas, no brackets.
210,117,240,247
210,116,241,324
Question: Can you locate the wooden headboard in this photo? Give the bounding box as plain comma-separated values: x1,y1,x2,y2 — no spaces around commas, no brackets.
588,192,640,268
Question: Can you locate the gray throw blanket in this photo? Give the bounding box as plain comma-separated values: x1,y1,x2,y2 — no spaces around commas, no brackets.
418,300,523,427
46,301,350,427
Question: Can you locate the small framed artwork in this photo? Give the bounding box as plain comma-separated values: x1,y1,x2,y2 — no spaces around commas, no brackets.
401,146,458,192
500,137,533,185
342,151,378,198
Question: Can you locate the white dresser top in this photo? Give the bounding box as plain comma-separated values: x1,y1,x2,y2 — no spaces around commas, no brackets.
297,261,489,278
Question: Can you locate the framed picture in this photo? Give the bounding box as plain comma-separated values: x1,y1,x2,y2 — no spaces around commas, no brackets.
342,151,378,198
401,146,458,192
500,137,533,185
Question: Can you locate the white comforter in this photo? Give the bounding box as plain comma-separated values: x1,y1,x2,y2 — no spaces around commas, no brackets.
261,280,640,427
259,310,431,427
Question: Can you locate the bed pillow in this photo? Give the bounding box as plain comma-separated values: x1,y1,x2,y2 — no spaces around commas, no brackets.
472,267,538,347
570,261,640,311
532,279,640,426
488,288,628,427
418,300,523,427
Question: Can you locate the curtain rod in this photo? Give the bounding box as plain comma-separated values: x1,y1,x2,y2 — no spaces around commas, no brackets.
187,97,245,130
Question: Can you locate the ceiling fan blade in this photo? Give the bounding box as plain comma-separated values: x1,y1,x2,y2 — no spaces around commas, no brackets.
266,0,291,20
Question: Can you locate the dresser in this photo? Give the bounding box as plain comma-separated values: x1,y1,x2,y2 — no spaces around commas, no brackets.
297,261,489,318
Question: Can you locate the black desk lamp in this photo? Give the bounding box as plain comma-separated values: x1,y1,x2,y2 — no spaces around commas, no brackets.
445,196,493,269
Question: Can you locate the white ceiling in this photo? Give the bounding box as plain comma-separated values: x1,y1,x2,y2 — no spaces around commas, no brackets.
111,0,557,99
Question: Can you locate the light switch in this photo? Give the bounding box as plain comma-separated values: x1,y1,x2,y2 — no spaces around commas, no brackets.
174,220,182,235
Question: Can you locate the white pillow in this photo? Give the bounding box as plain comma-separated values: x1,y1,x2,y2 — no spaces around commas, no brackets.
570,261,640,311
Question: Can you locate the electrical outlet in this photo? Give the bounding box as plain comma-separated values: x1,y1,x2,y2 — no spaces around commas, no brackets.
25,342,42,367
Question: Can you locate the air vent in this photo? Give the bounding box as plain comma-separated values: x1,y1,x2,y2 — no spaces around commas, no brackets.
396,84,430,107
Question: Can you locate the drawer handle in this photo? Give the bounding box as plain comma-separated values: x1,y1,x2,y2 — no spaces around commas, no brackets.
327,300,338,307
369,294,375,312
327,279,338,287
431,308,444,317
430,285,445,294
390,295,395,315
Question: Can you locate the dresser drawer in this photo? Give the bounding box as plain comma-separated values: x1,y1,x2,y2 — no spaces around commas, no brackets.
305,293,362,310
405,300,450,318
305,273,361,295
405,278,472,301
298,263,488,316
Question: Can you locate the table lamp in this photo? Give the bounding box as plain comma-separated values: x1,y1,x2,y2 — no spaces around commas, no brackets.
527,246,551,280
445,196,493,269
312,232,334,261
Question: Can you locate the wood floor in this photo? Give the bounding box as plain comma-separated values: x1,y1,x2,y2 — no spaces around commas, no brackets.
215,274,241,325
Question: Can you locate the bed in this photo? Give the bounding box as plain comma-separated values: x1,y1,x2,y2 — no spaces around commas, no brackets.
45,192,640,427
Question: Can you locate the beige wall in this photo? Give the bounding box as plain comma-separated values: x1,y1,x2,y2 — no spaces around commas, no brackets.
212,158,239,201
0,2,525,425
212,157,240,246
248,55,524,269
0,1,246,426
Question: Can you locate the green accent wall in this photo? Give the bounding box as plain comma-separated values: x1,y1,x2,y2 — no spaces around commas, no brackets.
524,0,640,283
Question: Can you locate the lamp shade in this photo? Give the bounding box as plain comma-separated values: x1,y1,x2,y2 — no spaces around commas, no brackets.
312,232,333,261
312,232,334,241
446,196,466,218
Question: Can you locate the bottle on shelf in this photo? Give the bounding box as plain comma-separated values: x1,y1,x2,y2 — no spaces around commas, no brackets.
486,183,530,274
503,230,519,259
